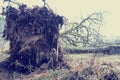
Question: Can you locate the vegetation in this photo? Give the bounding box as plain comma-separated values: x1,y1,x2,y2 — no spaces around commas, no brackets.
0,0,120,80
0,53,119,80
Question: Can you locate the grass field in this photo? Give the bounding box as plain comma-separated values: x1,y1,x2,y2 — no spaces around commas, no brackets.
28,54,120,80
69,53,120,63
0,49,120,80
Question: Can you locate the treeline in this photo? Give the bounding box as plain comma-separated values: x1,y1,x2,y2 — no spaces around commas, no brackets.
64,46,120,54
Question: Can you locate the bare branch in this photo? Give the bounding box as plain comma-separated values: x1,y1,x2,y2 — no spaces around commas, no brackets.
60,12,104,47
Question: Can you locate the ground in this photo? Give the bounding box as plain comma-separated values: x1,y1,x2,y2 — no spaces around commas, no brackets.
0,50,120,80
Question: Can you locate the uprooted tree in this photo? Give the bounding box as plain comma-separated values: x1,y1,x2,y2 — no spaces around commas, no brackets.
0,0,69,73
0,0,104,74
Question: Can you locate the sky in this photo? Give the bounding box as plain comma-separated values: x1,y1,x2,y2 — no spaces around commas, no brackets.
0,0,120,40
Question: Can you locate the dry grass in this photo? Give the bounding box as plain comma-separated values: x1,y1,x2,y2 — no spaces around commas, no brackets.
30,53,120,80
68,53,120,65
0,51,120,80
63,53,120,80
